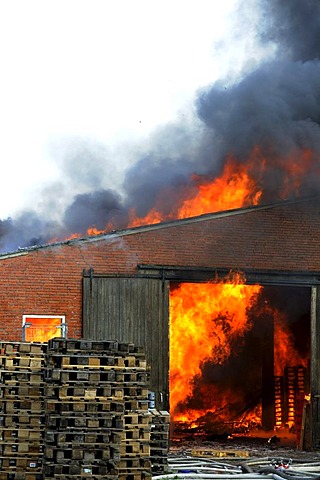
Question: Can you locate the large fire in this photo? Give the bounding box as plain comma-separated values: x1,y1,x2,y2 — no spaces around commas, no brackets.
65,146,314,238
169,279,309,430
64,147,311,432
128,154,263,227
169,273,261,423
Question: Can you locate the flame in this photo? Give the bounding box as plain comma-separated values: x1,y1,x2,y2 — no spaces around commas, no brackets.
129,154,263,227
24,317,63,343
169,272,261,421
52,145,318,243
57,145,317,241
280,149,316,199
177,157,262,219
169,283,309,429
274,309,308,376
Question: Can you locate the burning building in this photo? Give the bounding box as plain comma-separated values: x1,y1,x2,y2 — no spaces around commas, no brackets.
0,0,318,452
0,196,318,446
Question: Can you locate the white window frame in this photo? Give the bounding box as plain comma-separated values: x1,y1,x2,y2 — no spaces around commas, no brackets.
22,315,67,341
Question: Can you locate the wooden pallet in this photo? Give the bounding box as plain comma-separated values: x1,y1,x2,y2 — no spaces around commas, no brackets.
43,461,118,476
124,412,151,427
0,473,43,480
48,338,119,353
1,415,45,428
191,447,250,458
46,384,125,399
120,441,150,456
0,342,45,355
44,445,119,462
118,472,152,480
45,414,122,430
45,431,119,445
0,457,42,469
0,428,43,441
45,400,125,415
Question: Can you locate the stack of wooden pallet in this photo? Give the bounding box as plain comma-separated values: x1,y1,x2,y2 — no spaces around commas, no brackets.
44,338,153,480
119,343,152,480
44,339,124,479
0,341,46,480
149,409,170,475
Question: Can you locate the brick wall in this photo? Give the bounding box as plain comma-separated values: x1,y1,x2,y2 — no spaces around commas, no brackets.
0,197,318,341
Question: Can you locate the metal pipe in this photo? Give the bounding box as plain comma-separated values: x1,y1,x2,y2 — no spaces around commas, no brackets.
153,474,274,479
169,465,241,473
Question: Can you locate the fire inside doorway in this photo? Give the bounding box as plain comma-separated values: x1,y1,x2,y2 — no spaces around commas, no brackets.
169,274,310,445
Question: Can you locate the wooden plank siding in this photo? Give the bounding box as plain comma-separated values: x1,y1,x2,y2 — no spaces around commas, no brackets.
83,276,170,410
311,286,320,449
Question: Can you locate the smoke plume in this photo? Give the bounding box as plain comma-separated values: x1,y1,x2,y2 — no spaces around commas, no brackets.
1,0,320,252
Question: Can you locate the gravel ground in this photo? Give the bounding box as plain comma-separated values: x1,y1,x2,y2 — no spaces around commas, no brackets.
169,429,320,463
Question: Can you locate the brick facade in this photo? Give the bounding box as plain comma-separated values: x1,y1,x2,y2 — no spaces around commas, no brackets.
0,196,318,341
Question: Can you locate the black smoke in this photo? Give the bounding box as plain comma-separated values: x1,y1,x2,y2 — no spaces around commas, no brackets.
1,0,320,252
63,189,125,234
260,0,320,62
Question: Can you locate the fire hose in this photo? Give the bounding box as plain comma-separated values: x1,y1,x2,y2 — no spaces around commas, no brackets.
152,456,320,480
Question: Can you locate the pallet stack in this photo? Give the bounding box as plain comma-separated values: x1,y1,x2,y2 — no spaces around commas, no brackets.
43,338,153,480
0,339,157,479
0,341,46,480
149,409,170,475
119,344,152,480
43,339,124,479
284,366,307,427
274,376,284,428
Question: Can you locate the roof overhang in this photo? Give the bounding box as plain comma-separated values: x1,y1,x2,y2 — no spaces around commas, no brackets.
137,264,319,286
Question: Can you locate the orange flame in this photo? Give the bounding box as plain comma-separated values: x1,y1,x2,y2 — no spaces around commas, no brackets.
24,317,63,343
55,145,318,242
274,309,308,376
129,154,263,227
169,272,261,421
58,145,317,241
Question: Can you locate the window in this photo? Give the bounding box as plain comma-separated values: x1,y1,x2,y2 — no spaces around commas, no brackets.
22,315,67,342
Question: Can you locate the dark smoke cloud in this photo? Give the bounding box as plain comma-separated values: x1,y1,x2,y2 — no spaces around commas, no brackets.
0,212,61,253
197,61,320,155
123,156,196,218
260,0,320,62
1,0,320,252
63,189,125,233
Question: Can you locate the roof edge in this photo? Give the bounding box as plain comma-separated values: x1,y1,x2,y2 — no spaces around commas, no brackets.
0,195,317,259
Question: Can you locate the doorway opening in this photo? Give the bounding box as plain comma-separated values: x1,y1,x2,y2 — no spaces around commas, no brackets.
169,275,310,447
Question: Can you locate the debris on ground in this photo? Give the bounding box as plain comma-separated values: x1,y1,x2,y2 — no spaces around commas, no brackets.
153,454,320,479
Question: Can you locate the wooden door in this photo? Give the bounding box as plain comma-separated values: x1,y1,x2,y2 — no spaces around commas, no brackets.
83,275,169,409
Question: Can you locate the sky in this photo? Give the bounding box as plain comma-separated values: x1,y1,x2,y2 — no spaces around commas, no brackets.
1,0,319,253
0,0,265,220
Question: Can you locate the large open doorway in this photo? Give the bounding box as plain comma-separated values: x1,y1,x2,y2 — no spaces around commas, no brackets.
169,276,311,447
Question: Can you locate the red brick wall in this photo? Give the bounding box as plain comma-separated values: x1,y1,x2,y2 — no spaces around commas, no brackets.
0,198,318,340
